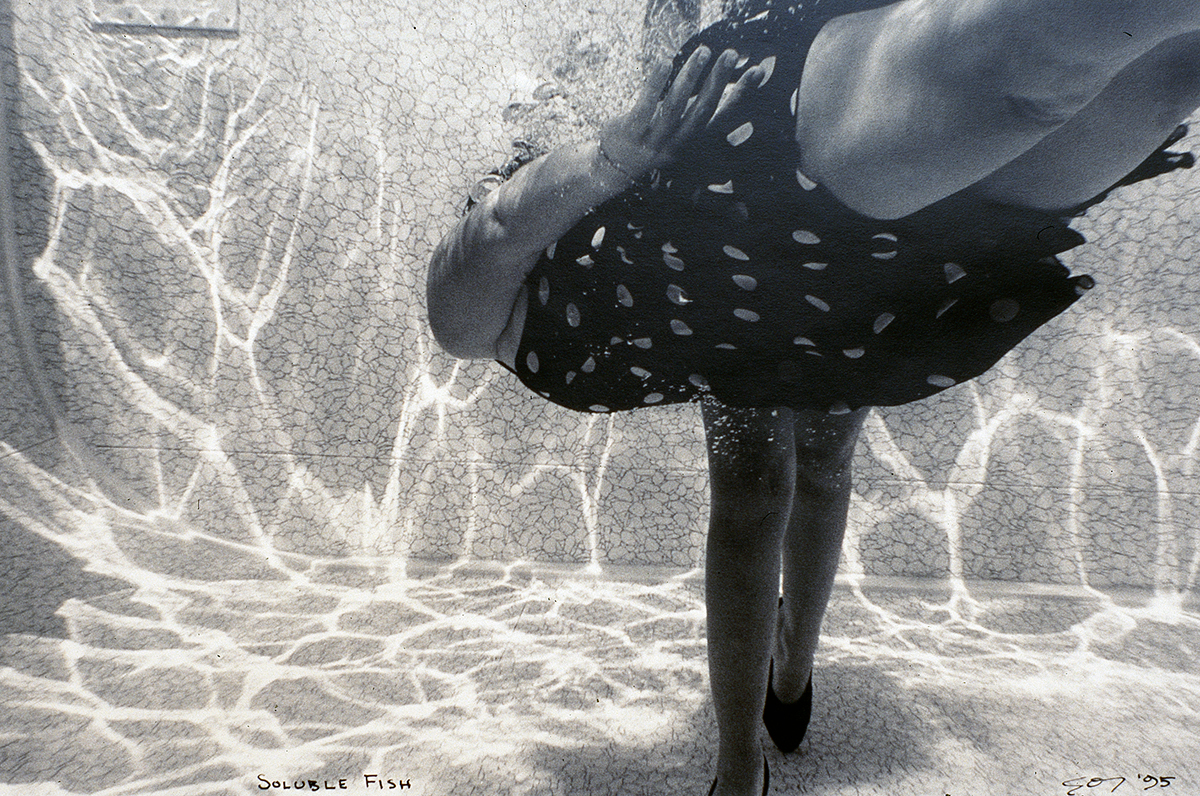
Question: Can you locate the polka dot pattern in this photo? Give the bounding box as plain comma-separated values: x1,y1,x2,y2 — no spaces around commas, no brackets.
508,7,1100,414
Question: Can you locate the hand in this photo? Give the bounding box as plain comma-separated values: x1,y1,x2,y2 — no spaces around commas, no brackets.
597,46,765,179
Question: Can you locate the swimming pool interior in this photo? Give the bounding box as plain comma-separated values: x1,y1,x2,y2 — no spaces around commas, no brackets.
1,0,1199,793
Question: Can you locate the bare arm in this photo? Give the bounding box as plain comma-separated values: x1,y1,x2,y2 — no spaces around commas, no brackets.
427,46,759,361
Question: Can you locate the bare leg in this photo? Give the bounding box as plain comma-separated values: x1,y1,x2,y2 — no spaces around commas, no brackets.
772,408,869,704
702,402,795,796
798,0,1200,218
971,30,1200,210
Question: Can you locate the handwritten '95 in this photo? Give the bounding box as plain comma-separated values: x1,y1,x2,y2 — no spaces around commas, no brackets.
1062,775,1176,794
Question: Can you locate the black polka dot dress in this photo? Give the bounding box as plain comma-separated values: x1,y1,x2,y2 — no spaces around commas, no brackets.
507,2,1191,415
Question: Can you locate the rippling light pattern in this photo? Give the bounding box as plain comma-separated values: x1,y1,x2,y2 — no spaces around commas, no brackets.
1,0,1199,793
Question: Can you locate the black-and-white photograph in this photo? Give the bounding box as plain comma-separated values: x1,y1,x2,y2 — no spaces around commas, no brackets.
1,0,1198,794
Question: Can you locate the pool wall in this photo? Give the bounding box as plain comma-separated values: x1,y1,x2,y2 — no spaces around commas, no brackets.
1,0,1198,593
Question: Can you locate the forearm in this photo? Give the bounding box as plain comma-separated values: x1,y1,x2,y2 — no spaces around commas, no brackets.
426,141,631,360
428,44,747,360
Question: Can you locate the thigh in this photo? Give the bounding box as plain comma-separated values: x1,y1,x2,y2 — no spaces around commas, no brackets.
969,31,1200,210
797,0,1200,219
791,408,868,491
702,401,796,498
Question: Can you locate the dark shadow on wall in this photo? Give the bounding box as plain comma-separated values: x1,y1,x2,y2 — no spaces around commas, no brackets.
0,0,66,472
0,514,128,638
1,1,129,638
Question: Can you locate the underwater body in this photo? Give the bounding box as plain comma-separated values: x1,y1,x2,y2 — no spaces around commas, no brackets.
0,0,1198,794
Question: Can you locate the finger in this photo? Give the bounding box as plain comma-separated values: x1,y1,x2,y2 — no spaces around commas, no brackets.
673,48,740,141
708,63,765,128
659,45,713,121
629,61,673,125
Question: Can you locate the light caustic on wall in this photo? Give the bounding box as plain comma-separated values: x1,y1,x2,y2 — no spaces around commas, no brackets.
2,1,1199,598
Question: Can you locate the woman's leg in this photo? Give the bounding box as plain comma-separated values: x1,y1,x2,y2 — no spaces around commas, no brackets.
970,30,1200,211
771,408,869,704
797,0,1200,219
702,402,795,795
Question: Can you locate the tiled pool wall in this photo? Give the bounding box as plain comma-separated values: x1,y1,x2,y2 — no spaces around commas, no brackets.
2,0,1198,591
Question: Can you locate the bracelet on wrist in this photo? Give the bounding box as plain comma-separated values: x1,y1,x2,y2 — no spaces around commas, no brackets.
596,141,636,181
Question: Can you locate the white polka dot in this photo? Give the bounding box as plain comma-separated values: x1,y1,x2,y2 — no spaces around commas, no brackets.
944,263,966,283
631,366,651,379
734,308,760,322
828,401,851,415
565,371,576,384
617,285,633,307
790,88,798,116
664,253,685,270
546,242,556,259
526,351,539,373
927,374,956,388
689,374,709,389
937,298,958,318
873,313,895,333
990,299,1020,322
872,250,898,260
806,350,823,357
582,356,596,373
793,336,815,346
843,348,864,359
806,295,830,312
565,303,580,327
589,404,609,412
662,241,678,253
627,222,643,231
792,230,820,244
735,54,749,69
667,284,691,305
873,232,898,242
633,337,652,349
576,254,594,267
723,245,750,261
538,277,550,305
591,226,605,248
643,392,664,404
610,336,623,345
716,343,737,350
757,56,776,86
802,262,828,270
708,181,734,194
795,170,817,190
727,122,754,146
671,319,693,335
618,246,635,265
732,274,757,290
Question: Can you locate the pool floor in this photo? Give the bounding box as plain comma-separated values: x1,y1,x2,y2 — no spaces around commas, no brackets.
1,561,1197,796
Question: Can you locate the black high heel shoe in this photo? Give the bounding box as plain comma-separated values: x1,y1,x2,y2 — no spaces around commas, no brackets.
707,757,769,796
762,657,812,754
